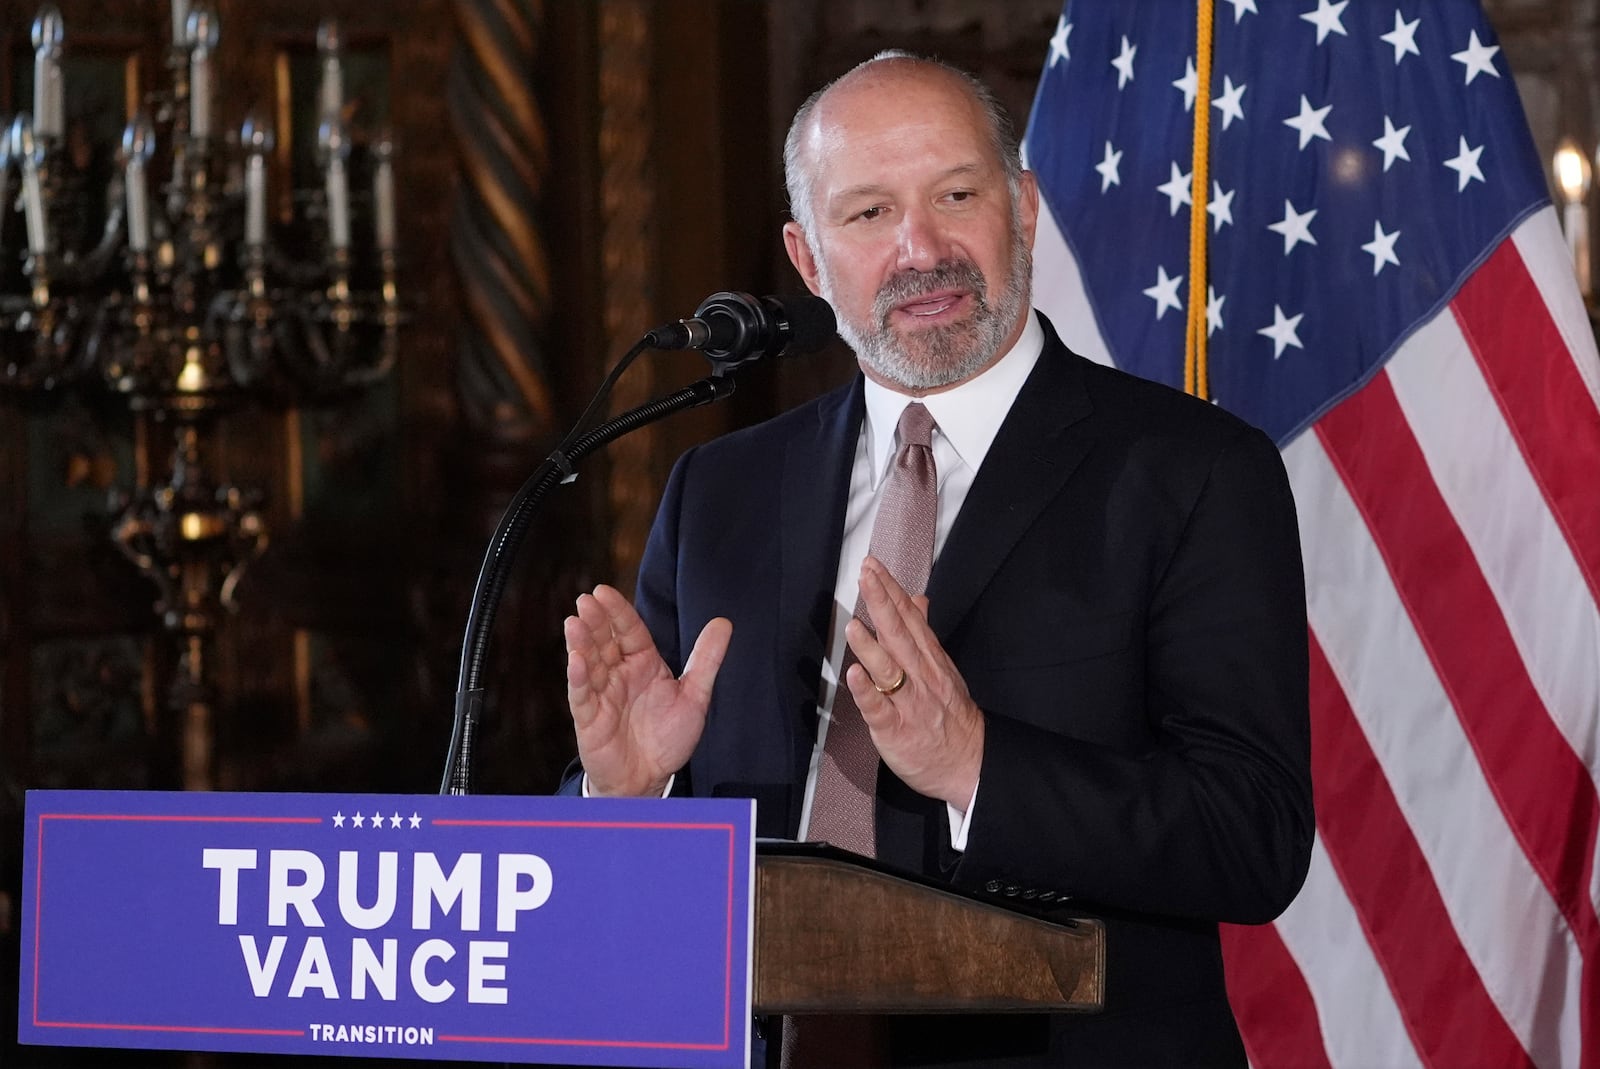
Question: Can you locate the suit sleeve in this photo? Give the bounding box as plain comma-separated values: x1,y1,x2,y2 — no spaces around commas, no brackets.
953,425,1313,925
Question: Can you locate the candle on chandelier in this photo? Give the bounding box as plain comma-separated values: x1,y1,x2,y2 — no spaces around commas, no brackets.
1554,138,1592,300
241,114,273,247
122,113,156,253
187,5,219,140
32,5,64,141
320,119,351,250
374,133,396,252
170,0,189,45
14,116,48,255
318,19,344,125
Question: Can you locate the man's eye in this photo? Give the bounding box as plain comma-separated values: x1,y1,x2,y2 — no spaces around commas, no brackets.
947,190,974,203
858,206,886,221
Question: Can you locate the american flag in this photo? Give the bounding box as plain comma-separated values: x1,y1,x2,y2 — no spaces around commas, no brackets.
1024,1,1600,1066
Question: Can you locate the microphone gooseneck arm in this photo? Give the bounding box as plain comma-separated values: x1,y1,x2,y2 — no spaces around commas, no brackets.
439,371,738,796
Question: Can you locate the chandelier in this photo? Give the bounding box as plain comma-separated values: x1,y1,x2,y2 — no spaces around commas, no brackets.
0,2,403,786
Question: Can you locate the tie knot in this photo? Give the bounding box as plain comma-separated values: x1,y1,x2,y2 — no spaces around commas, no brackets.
897,402,935,449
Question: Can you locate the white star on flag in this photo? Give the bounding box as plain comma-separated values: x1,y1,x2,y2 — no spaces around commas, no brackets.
1142,265,1184,320
1224,0,1258,23
1096,141,1123,191
1373,116,1412,171
1284,95,1333,149
1049,17,1072,68
1112,35,1138,89
1301,0,1349,45
1173,56,1198,112
1257,304,1305,357
1381,11,1422,64
1206,285,1225,336
1362,220,1401,275
1207,181,1235,232
1445,135,1486,191
1212,76,1247,130
1451,29,1500,84
1268,199,1318,254
1157,161,1193,215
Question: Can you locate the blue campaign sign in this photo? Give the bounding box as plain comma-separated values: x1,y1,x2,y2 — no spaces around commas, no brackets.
19,790,756,1068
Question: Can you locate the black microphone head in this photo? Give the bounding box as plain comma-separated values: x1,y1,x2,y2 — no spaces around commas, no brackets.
769,294,837,356
693,291,836,365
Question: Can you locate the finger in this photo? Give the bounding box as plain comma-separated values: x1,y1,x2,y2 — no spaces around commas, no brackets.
844,660,897,728
573,593,621,665
843,616,899,693
591,585,658,657
857,562,925,661
679,617,733,709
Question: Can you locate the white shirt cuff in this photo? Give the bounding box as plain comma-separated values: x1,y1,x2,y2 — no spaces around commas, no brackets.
946,779,980,851
581,772,676,798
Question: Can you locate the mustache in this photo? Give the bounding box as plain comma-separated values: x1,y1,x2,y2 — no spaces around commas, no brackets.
872,259,989,322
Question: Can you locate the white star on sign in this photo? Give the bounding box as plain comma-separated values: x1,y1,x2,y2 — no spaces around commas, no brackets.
1143,265,1185,321
1284,95,1333,150
1224,0,1258,22
1095,141,1123,192
1157,161,1193,215
1211,76,1247,130
390,812,402,828
1206,285,1225,337
1258,304,1305,358
1173,56,1198,112
1048,17,1072,68
1268,199,1318,254
409,812,422,829
352,812,365,828
1207,181,1234,232
1372,116,1411,171
332,811,345,828
1362,220,1401,275
1381,11,1421,65
1301,0,1349,45
1112,35,1138,89
1451,29,1500,84
370,811,384,829
1444,135,1485,191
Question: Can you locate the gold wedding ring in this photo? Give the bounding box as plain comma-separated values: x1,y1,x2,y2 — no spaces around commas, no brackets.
874,666,908,696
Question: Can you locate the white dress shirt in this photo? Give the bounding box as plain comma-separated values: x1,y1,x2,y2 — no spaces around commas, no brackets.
797,312,1045,850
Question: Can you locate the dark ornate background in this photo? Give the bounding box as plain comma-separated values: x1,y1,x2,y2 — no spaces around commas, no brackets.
0,0,1589,1065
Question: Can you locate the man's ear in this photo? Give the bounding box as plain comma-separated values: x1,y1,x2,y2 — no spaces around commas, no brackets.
783,222,824,297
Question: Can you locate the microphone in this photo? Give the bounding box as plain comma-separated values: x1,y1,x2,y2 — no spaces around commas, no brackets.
647,291,836,367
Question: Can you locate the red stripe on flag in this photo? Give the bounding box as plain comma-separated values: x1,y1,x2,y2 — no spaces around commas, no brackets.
1221,920,1331,1069
1315,369,1600,1059
1305,631,1532,1069
1453,237,1600,607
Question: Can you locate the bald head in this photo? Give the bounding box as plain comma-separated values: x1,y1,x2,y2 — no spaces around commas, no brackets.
783,52,1024,239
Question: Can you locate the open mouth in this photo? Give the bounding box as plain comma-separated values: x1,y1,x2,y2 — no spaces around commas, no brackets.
891,290,970,323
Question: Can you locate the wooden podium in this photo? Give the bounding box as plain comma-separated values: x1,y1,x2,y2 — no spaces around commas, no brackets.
751,842,1104,1015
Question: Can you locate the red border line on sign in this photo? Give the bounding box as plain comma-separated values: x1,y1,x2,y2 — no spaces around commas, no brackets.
31,810,746,1055
35,1022,304,1037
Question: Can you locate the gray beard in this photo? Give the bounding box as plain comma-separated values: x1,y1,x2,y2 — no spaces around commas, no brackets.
817,221,1033,391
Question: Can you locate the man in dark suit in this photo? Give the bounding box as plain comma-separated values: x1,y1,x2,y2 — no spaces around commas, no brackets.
563,52,1313,1067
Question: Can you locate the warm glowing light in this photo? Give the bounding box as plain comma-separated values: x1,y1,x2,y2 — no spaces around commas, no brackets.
1554,138,1591,204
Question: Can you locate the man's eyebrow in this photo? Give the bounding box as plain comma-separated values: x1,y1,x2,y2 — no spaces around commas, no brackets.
827,162,990,206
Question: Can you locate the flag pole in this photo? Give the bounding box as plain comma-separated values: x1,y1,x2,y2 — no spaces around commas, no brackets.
1185,0,1216,399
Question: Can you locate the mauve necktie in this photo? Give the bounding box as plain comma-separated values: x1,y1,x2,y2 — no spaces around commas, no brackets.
807,401,938,858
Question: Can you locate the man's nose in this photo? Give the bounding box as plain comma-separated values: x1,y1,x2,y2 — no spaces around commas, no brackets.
895,205,947,272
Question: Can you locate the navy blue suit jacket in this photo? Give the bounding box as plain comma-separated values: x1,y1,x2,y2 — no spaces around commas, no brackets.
613,314,1312,1066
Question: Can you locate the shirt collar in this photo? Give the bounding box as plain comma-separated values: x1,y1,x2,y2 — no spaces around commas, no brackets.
861,310,1044,485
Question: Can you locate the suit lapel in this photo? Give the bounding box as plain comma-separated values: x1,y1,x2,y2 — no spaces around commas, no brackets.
776,379,864,811
927,327,1095,640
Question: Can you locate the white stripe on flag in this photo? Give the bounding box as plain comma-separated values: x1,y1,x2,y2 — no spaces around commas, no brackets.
1512,209,1600,410
1272,835,1421,1069
1285,430,1583,1069
1030,192,1114,367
